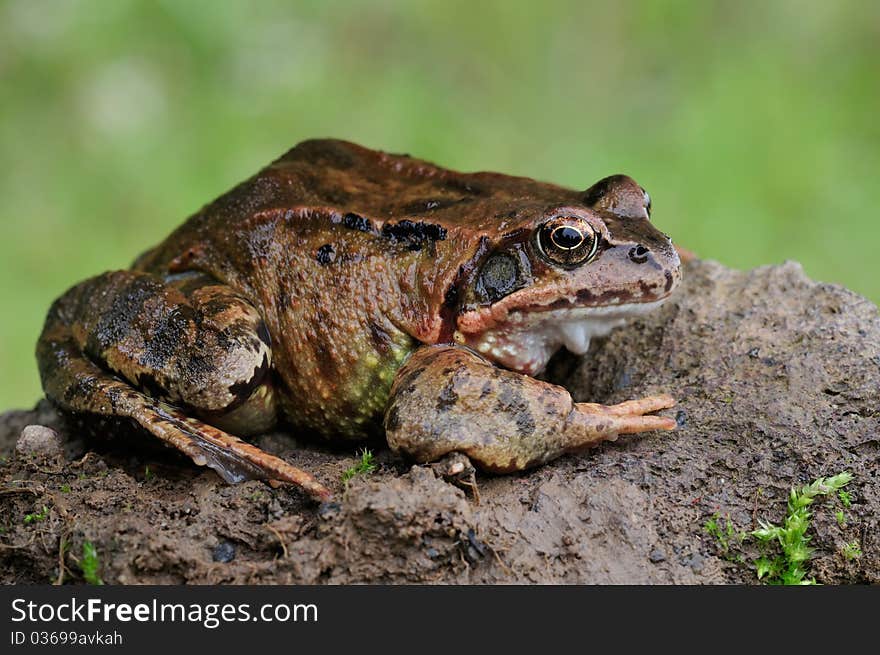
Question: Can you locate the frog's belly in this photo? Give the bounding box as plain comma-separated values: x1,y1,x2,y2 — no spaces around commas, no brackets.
273,322,416,440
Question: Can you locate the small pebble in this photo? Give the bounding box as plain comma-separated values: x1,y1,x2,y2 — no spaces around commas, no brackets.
15,425,62,458
317,501,342,519
675,410,687,428
649,549,666,563
688,553,705,573
463,528,487,563
212,541,236,563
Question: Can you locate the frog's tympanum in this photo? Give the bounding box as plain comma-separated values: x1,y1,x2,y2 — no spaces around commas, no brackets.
37,140,682,500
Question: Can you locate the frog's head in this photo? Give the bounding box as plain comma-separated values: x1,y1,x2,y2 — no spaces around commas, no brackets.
455,175,681,375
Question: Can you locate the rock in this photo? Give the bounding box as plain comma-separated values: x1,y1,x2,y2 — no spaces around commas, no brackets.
0,400,63,454
294,466,476,583
212,542,236,563
15,425,62,458
649,549,666,563
554,260,879,584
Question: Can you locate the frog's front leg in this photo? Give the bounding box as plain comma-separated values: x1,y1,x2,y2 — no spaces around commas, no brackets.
384,345,675,472
36,270,330,500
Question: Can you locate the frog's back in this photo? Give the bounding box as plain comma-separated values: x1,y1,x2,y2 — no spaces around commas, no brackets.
130,140,576,437
139,139,578,261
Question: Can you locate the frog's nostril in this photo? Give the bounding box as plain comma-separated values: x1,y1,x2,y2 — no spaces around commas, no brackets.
629,245,650,263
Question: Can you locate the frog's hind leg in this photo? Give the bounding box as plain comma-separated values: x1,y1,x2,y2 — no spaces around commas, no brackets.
384,345,676,473
36,270,331,500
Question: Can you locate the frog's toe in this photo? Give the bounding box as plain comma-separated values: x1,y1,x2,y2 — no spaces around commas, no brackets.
599,394,676,417
604,412,677,437
149,403,332,501
566,395,676,446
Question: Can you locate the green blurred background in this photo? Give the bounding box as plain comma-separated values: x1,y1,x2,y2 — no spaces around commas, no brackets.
1,0,877,409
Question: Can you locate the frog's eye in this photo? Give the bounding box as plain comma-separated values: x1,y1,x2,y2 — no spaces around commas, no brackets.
536,217,599,268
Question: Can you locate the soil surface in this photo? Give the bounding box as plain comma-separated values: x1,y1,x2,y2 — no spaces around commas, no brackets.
2,259,878,584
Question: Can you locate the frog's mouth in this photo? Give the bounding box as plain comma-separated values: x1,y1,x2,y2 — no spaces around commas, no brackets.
457,298,669,376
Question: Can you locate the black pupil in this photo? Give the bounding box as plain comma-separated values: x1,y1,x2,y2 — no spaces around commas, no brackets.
552,226,584,249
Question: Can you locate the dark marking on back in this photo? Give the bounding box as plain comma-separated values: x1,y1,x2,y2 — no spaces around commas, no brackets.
89,276,161,354
141,304,196,371
664,270,674,292
183,351,214,382
342,213,373,233
316,243,336,265
63,375,99,404
381,220,448,248
105,384,125,412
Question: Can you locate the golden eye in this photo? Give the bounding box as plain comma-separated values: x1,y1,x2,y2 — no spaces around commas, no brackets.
536,217,598,267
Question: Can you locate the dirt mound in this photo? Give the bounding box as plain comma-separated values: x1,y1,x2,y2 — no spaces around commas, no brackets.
2,260,877,584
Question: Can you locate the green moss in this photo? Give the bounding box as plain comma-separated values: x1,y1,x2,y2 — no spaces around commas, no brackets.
750,471,853,585
342,449,377,484
81,541,104,585
23,505,49,525
842,541,861,560
703,472,856,584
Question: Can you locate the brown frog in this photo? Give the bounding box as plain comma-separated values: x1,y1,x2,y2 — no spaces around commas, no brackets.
37,139,682,501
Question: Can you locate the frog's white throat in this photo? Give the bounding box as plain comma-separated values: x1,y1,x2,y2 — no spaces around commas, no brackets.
466,299,668,376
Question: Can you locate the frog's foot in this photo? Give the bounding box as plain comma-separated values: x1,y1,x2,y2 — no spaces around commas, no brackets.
147,403,332,500
570,394,677,442
36,270,331,501
41,345,331,500
385,345,677,473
